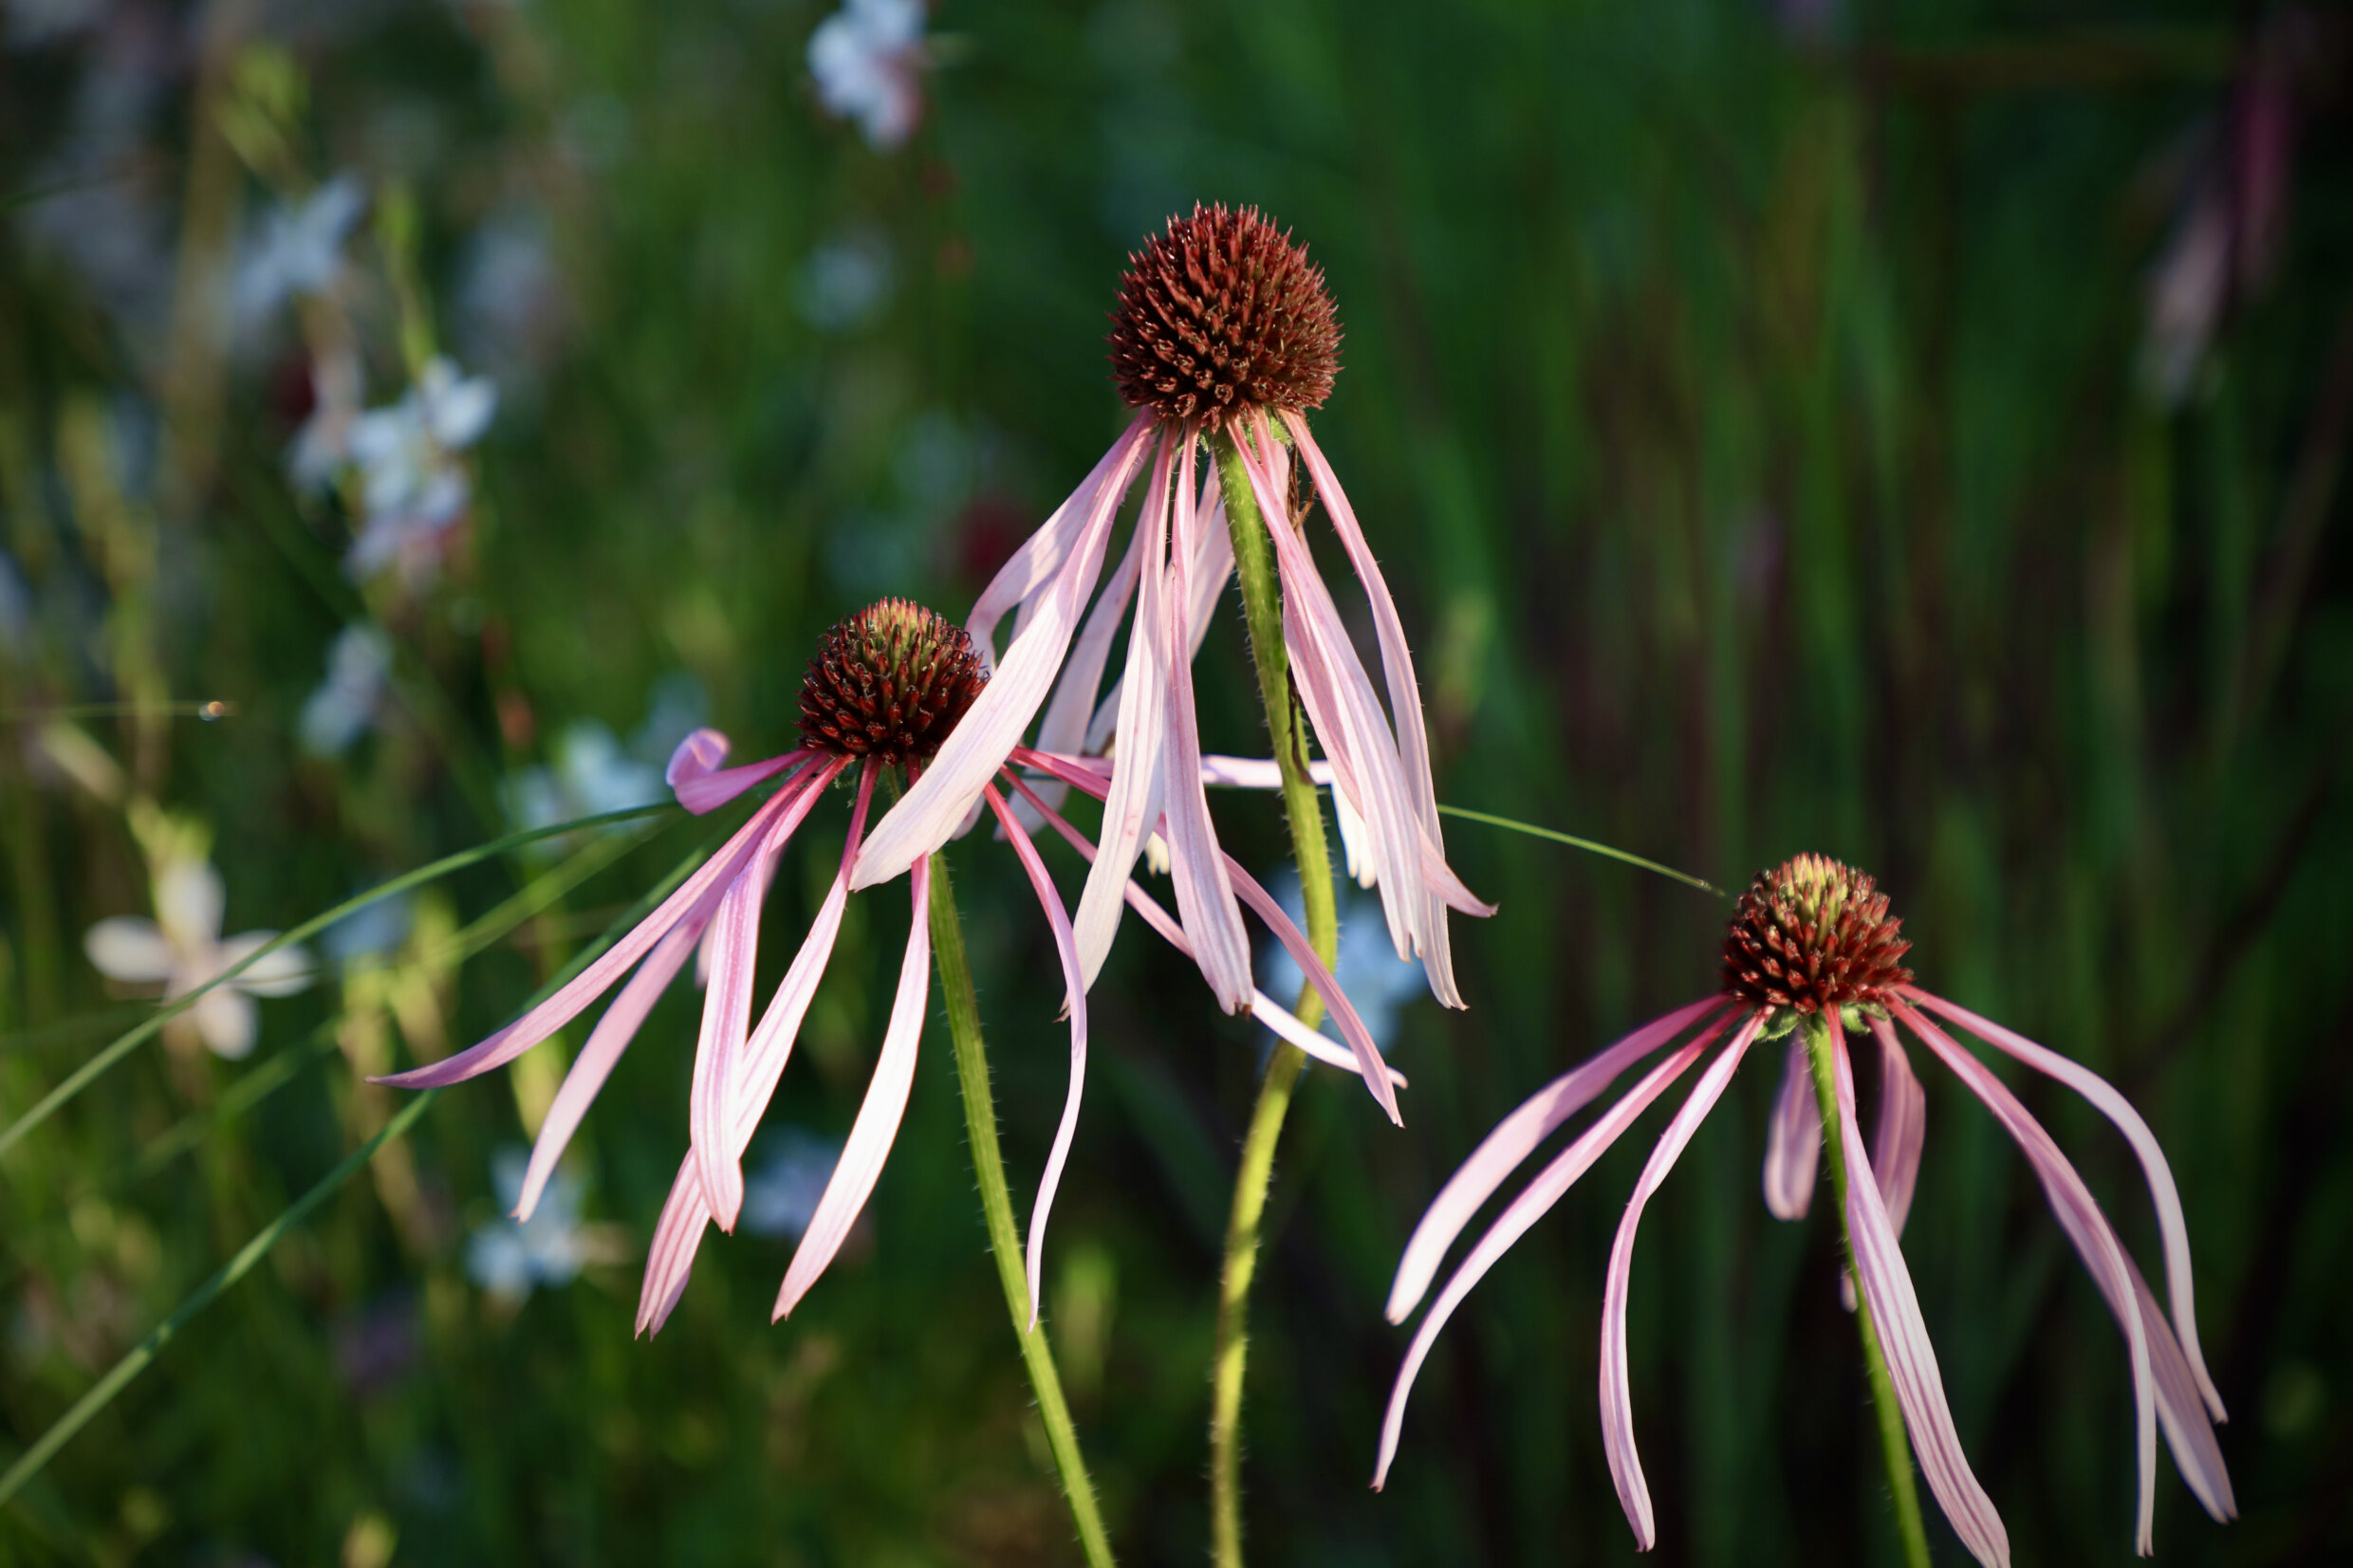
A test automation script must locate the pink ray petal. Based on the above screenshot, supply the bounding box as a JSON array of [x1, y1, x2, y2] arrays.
[[2124, 1249, 2239, 1522], [775, 856, 934, 1319], [1374, 1025, 1730, 1492], [1388, 997, 1728, 1322], [1014, 746, 1400, 1122], [516, 913, 709, 1221], [635, 1154, 711, 1337], [968, 412, 1155, 668], [665, 728, 732, 787], [1283, 409, 1474, 1006], [1021, 491, 1153, 827], [1002, 768, 1406, 1091], [1904, 987, 2224, 1423], [1763, 1036, 1822, 1221], [1868, 1015, 1927, 1237], [854, 421, 1155, 891], [1600, 1014, 1763, 1548], [1893, 1003, 2163, 1549], [675, 748, 813, 817], [1827, 1015, 2011, 1568], [983, 784, 1089, 1327], [1072, 430, 1176, 987], [1158, 432, 1252, 1014], [375, 780, 808, 1090], [726, 760, 868, 1153]]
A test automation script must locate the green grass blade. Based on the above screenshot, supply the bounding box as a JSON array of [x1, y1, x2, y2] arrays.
[[1436, 803, 1724, 897]]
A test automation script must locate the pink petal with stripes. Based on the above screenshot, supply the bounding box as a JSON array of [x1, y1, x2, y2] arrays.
[[1904, 987, 2224, 1423], [1894, 1003, 2163, 1549], [1072, 431, 1176, 987], [635, 1156, 711, 1337], [853, 420, 1154, 890], [1374, 1024, 1731, 1491], [1828, 1015, 2010, 1567], [968, 411, 1154, 667], [1388, 997, 1726, 1321], [1600, 1014, 1761, 1548], [1763, 1036, 1822, 1221], [1868, 1015, 1928, 1236], [676, 749, 812, 816], [775, 857, 934, 1319]]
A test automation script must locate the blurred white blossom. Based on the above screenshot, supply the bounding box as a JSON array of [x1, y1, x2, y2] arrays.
[[235, 172, 365, 325], [84, 853, 312, 1060], [299, 621, 393, 757], [741, 1129, 844, 1241], [807, 0, 925, 150], [342, 356, 497, 581], [466, 1148, 586, 1302], [1255, 872, 1426, 1054]]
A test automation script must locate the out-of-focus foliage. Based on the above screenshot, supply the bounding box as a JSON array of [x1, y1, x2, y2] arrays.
[[2, 0, 2347, 1563]]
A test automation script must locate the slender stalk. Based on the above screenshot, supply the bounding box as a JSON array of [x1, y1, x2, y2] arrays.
[[927, 851, 1117, 1568], [1800, 1014, 1933, 1568], [1207, 427, 1341, 1568]]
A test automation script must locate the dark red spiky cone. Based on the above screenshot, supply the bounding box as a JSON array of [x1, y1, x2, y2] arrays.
[[1722, 854, 1915, 1014], [1108, 203, 1343, 425], [797, 599, 987, 766]]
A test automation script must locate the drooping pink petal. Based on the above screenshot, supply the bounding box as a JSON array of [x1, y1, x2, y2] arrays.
[[1904, 987, 2224, 1423], [968, 412, 1155, 669], [1014, 746, 1400, 1122], [726, 760, 870, 1154], [1894, 1002, 2163, 1549], [983, 784, 1088, 1328], [1373, 1025, 1730, 1491], [1762, 1036, 1822, 1221], [1002, 767, 1406, 1091], [2125, 1249, 2239, 1522], [1283, 409, 1474, 1006], [517, 913, 708, 1221], [1072, 430, 1176, 987], [676, 748, 813, 817], [689, 839, 770, 1233], [1600, 1014, 1762, 1548], [853, 420, 1155, 891], [665, 727, 732, 788], [1868, 1015, 1927, 1236], [375, 779, 810, 1090], [1828, 1015, 2010, 1568], [635, 1155, 711, 1337], [1388, 997, 1727, 1321], [1021, 494, 1153, 825], [775, 855, 934, 1319], [1158, 432, 1252, 1014]]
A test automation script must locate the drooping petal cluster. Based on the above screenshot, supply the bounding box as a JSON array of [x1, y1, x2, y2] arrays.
[[1377, 856, 2233, 1563], [850, 205, 1490, 1079]]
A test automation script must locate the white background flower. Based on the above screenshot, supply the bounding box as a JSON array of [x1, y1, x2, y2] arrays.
[[807, 0, 925, 149], [84, 857, 312, 1059]]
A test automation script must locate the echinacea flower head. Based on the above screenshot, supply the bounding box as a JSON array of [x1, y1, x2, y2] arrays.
[[377, 598, 1399, 1336], [850, 205, 1491, 1065], [84, 846, 313, 1060], [1376, 854, 2233, 1566]]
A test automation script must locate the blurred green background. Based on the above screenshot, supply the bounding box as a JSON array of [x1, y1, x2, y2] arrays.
[[2, 0, 2347, 1562]]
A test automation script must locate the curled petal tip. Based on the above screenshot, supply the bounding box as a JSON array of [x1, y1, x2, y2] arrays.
[[665, 727, 732, 786]]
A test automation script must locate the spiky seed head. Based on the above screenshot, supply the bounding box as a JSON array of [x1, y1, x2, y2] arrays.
[[797, 599, 987, 766], [1107, 203, 1342, 425], [1722, 854, 1914, 1014]]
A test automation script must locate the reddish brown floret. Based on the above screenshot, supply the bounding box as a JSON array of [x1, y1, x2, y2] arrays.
[[1108, 203, 1342, 425], [797, 599, 986, 766], [1722, 853, 1914, 1014]]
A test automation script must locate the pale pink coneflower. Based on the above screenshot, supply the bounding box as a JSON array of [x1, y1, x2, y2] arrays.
[[378, 600, 1397, 1333], [1375, 854, 2233, 1565], [849, 206, 1491, 1111]]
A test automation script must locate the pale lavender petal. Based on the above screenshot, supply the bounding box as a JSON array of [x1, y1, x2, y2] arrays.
[[676, 748, 811, 816], [727, 759, 868, 1153], [1071, 431, 1176, 987], [1868, 1015, 1927, 1237], [1894, 1003, 2160, 1548], [1829, 1016, 2010, 1567], [1029, 492, 1150, 780], [1002, 768, 1406, 1092], [1158, 432, 1252, 1013], [1179, 464, 1233, 660], [665, 728, 732, 788], [1388, 996, 1728, 1321], [984, 784, 1088, 1328], [853, 420, 1154, 889], [1905, 987, 2224, 1423], [1600, 1015, 1762, 1548], [517, 915, 706, 1220], [1762, 1037, 1822, 1222], [2127, 1250, 2238, 1521], [375, 783, 801, 1089], [968, 412, 1155, 667], [635, 1155, 710, 1337], [774, 856, 933, 1319], [689, 844, 769, 1234], [1374, 1026, 1730, 1491]]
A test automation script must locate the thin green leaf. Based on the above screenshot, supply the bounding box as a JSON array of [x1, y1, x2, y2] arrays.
[[1436, 803, 1724, 897]]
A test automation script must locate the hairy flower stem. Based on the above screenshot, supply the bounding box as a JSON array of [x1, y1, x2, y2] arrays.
[[1801, 1014, 1933, 1568], [1208, 428, 1341, 1568], [928, 852, 1118, 1568]]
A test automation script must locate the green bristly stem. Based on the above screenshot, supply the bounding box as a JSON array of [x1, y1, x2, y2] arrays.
[[1207, 426, 1340, 1568], [927, 851, 1117, 1568], [1800, 1013, 1933, 1568]]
